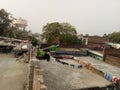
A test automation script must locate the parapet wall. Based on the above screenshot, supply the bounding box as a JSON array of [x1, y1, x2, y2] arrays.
[[27, 61, 47, 90]]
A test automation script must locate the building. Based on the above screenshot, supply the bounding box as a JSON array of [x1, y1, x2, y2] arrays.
[[106, 42, 120, 49], [78, 35, 109, 49], [12, 17, 27, 30]]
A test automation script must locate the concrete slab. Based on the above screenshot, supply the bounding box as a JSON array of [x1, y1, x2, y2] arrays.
[[78, 56, 120, 78], [0, 54, 28, 90], [38, 58, 112, 90]]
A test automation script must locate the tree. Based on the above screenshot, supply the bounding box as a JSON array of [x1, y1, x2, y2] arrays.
[[42, 22, 62, 43], [59, 23, 77, 45], [15, 30, 29, 40], [0, 8, 13, 36], [42, 22, 78, 45], [31, 36, 39, 46], [0, 8, 29, 39], [85, 34, 89, 36], [108, 32, 120, 43], [103, 33, 107, 37]]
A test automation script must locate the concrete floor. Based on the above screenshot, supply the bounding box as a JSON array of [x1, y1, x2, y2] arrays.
[[78, 56, 120, 78], [0, 53, 28, 90], [38, 57, 111, 90]]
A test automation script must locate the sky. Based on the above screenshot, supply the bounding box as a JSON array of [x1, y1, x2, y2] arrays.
[[0, 0, 120, 36]]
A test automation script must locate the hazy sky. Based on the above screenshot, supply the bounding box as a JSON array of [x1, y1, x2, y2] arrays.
[[0, 0, 120, 36]]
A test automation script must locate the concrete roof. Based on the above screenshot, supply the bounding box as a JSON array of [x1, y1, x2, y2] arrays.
[[38, 57, 112, 89], [88, 50, 103, 57], [78, 56, 120, 79]]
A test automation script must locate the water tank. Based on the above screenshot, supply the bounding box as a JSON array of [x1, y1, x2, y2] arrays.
[[12, 17, 27, 27]]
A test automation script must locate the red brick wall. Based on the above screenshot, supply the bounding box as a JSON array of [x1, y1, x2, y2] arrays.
[[88, 36, 109, 43], [106, 55, 120, 68], [85, 36, 109, 49]]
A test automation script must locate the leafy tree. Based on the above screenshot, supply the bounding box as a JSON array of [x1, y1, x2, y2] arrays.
[[59, 23, 77, 45], [31, 36, 39, 46], [15, 30, 29, 40], [85, 34, 89, 36], [108, 32, 120, 43], [0, 8, 13, 36], [103, 33, 107, 37], [42, 22, 62, 43], [0, 8, 29, 40], [42, 22, 79, 45]]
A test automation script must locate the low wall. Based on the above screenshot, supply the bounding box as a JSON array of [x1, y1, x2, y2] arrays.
[[106, 55, 120, 68], [27, 61, 47, 90], [33, 66, 47, 90]]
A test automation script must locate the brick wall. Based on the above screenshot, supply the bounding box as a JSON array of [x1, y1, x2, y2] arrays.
[[106, 55, 120, 68]]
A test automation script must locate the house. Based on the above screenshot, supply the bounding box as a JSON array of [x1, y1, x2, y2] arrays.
[[78, 35, 109, 49]]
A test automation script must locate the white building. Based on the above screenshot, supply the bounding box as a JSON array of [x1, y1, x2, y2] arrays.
[[106, 42, 120, 49]]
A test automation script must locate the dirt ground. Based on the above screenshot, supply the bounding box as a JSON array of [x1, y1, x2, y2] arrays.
[[0, 53, 28, 90]]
